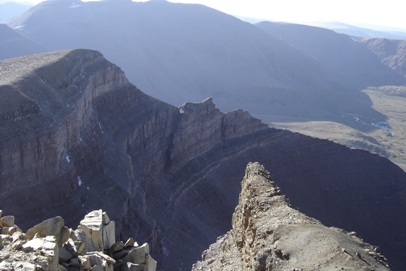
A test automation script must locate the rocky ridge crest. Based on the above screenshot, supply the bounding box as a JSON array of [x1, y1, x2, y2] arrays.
[[0, 209, 156, 271], [192, 162, 390, 271]]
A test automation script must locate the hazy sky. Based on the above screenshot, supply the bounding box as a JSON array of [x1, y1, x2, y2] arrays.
[[14, 0, 406, 30]]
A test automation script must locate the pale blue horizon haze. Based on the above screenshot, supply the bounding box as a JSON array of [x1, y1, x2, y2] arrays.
[[4, 0, 406, 31]]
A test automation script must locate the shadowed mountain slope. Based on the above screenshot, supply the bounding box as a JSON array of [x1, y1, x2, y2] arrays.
[[256, 21, 405, 88], [361, 38, 406, 77], [0, 23, 45, 60], [7, 0, 404, 126], [1, 50, 406, 270]]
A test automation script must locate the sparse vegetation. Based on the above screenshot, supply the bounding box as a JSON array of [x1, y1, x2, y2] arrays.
[[271, 85, 406, 171]]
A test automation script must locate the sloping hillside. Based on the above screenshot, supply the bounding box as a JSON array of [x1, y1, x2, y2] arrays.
[[256, 21, 404, 88], [0, 23, 45, 60]]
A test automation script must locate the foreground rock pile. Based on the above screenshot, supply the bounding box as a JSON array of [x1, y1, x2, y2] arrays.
[[192, 162, 390, 271], [0, 209, 156, 271]]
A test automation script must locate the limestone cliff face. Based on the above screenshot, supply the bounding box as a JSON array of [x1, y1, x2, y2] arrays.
[[192, 162, 389, 271], [0, 50, 128, 189], [0, 50, 135, 227], [1, 50, 406, 271], [170, 98, 267, 173]]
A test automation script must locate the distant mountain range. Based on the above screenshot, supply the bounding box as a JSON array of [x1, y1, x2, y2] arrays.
[[235, 17, 406, 40], [304, 21, 406, 40], [7, 0, 335, 118], [256, 21, 403, 88], [0, 1, 32, 22], [6, 0, 406, 129]]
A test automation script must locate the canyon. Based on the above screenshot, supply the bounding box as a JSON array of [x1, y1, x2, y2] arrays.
[[1, 50, 406, 270]]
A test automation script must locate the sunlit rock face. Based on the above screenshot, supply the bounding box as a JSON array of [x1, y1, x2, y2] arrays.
[[0, 50, 406, 270]]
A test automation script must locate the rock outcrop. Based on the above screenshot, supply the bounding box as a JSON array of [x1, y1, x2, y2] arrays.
[[0, 209, 156, 271], [193, 162, 390, 271], [1, 50, 406, 270]]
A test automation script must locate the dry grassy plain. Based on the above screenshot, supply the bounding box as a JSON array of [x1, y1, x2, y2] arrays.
[[271, 86, 406, 171]]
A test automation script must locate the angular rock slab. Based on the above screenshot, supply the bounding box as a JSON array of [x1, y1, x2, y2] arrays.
[[0, 215, 15, 227], [78, 210, 115, 251], [123, 243, 149, 264], [26, 216, 64, 240]]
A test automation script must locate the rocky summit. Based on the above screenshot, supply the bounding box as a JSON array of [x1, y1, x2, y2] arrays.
[[0, 209, 156, 271], [192, 162, 390, 271]]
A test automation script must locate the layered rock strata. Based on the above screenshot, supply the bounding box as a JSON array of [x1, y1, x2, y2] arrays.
[[192, 162, 390, 271], [0, 209, 157, 271], [1, 50, 406, 270]]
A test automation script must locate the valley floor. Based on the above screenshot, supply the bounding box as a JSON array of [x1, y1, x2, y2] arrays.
[[270, 85, 406, 171]]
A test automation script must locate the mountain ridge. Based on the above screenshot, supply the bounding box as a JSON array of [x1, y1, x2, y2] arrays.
[[192, 162, 390, 271]]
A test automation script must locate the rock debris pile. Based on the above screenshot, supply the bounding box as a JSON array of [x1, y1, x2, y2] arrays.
[[0, 209, 156, 271]]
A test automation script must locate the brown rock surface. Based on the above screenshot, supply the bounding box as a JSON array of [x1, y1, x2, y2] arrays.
[[192, 162, 390, 271], [361, 38, 406, 77], [0, 50, 406, 270]]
